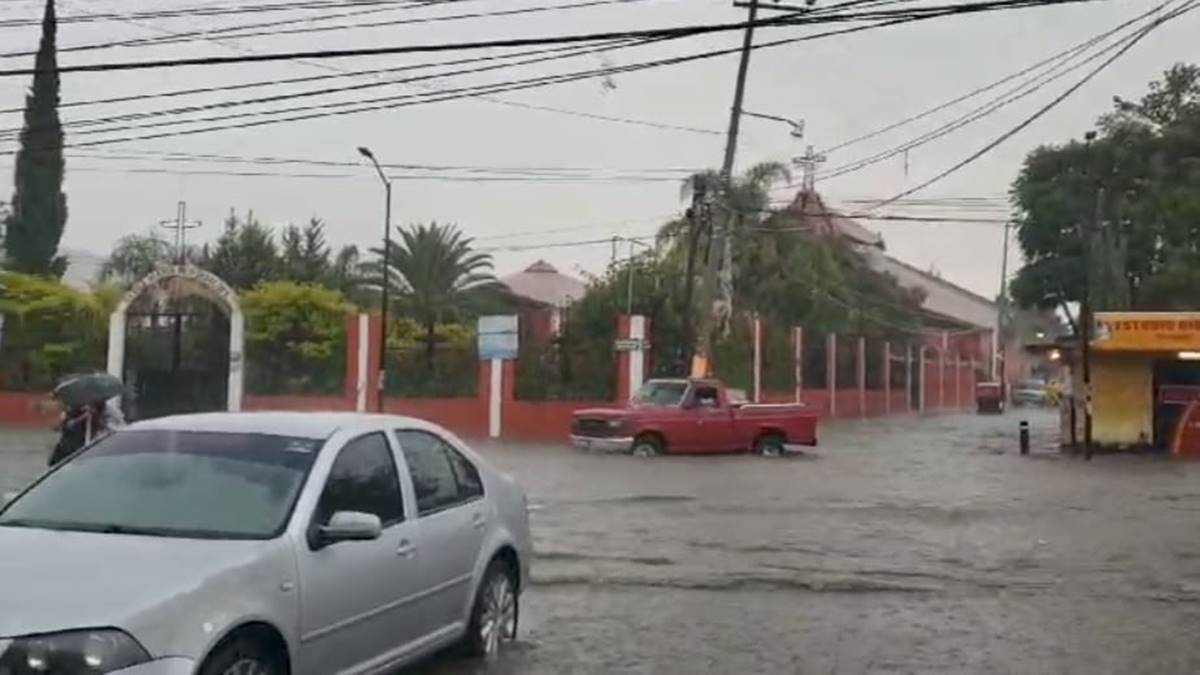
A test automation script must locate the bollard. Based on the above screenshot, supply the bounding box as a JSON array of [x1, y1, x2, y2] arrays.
[[1019, 420, 1030, 455]]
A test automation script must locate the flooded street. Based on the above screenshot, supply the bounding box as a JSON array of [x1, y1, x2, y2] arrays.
[[5, 411, 1200, 673]]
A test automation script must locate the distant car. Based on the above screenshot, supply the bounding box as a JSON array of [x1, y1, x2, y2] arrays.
[[570, 378, 819, 456], [0, 412, 532, 675], [1012, 379, 1049, 407]]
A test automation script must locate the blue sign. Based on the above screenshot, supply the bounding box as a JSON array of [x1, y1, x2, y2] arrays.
[[478, 315, 519, 360]]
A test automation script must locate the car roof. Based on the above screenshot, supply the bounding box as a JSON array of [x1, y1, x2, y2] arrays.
[[127, 411, 439, 440]]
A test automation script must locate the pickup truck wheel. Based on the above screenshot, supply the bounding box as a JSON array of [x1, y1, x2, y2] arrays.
[[754, 434, 785, 457], [631, 436, 662, 457]]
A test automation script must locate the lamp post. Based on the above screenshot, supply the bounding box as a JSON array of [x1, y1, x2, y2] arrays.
[[358, 146, 392, 412]]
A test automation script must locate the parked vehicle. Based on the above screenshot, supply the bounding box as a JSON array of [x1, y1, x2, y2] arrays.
[[1012, 378, 1050, 407], [0, 412, 532, 675], [976, 381, 1005, 414], [570, 378, 819, 456]]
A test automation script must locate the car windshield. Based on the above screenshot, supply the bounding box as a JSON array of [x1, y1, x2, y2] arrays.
[[0, 429, 321, 539], [1020, 380, 1047, 390], [633, 381, 689, 406]]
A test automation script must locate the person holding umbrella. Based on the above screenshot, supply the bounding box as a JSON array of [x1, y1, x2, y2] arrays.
[[48, 373, 126, 467]]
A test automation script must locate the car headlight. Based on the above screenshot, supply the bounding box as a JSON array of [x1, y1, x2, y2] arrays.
[[0, 629, 151, 674], [607, 418, 626, 429]]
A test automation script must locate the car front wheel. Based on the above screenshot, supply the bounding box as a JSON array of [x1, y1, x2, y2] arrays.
[[199, 635, 283, 675], [464, 558, 519, 659]]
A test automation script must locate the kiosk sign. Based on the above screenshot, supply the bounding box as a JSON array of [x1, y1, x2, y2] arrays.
[[1093, 312, 1200, 351]]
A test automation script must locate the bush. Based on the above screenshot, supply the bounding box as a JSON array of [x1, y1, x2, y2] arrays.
[[242, 281, 350, 395], [0, 272, 106, 390], [385, 318, 478, 398]]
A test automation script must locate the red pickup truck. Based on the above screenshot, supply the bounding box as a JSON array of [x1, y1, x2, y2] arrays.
[[570, 378, 819, 456]]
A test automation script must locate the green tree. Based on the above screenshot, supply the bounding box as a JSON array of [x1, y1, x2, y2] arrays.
[[100, 232, 172, 285], [4, 0, 67, 277], [198, 210, 279, 289], [372, 222, 498, 371], [1012, 63, 1200, 316], [241, 281, 350, 394], [0, 271, 104, 389], [279, 218, 331, 283]]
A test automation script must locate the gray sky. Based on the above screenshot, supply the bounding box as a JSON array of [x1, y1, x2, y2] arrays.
[[0, 0, 1196, 296]]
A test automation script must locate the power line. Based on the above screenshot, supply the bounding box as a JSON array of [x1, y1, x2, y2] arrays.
[[1, 0, 649, 60], [67, 148, 701, 175], [0, 38, 653, 137], [863, 0, 1198, 210], [0, 0, 475, 28], [2, 18, 898, 151], [1, 0, 1093, 153], [817, 1, 1176, 181], [818, 0, 1172, 155], [0, 0, 1099, 77]]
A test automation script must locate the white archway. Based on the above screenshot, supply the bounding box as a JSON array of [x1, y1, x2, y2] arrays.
[[106, 264, 245, 412]]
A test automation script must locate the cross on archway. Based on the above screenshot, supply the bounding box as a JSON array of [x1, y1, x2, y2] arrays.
[[159, 201, 202, 264]]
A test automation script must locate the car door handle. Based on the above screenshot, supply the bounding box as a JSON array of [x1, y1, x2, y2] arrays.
[[396, 539, 417, 558], [471, 513, 487, 530]]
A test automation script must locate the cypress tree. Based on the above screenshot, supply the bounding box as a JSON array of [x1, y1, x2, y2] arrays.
[[4, 0, 67, 277]]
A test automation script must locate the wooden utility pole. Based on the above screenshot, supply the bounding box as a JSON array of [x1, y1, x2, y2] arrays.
[[691, 0, 759, 377], [1082, 131, 1099, 460]]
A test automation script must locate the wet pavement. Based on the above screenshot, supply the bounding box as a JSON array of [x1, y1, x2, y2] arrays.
[[6, 411, 1200, 673]]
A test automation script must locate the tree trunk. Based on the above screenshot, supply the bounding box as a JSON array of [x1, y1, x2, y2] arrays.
[[424, 322, 437, 374]]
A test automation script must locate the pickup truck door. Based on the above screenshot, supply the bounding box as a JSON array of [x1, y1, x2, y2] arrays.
[[689, 384, 737, 453]]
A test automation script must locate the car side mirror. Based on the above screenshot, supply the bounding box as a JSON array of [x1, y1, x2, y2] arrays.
[[314, 511, 382, 549]]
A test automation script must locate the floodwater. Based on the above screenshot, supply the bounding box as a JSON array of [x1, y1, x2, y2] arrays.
[[5, 411, 1200, 673]]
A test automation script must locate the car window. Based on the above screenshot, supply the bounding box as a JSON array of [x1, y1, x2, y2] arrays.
[[693, 386, 721, 408], [0, 430, 319, 539], [446, 444, 484, 501], [314, 433, 404, 527], [396, 429, 483, 515]]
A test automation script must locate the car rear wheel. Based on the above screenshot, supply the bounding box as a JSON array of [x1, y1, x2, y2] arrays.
[[199, 635, 283, 675], [754, 434, 785, 457], [630, 435, 662, 457], [464, 558, 519, 659]]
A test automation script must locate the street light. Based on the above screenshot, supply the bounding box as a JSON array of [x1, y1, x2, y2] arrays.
[[741, 110, 805, 139], [358, 146, 392, 412]]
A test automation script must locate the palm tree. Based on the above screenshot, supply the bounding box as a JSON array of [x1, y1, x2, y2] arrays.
[[659, 161, 792, 245], [372, 222, 498, 370]]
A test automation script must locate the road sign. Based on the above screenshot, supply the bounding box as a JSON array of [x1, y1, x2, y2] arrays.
[[478, 315, 519, 360], [614, 338, 646, 352]]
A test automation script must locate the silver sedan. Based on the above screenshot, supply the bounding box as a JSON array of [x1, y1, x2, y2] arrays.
[[0, 412, 532, 675]]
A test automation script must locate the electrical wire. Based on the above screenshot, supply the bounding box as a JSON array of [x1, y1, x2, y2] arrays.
[[1, 0, 1091, 153], [0, 0, 650, 60], [818, 0, 1173, 155], [0, 0, 476, 28], [817, 0, 1177, 181], [0, 0, 1099, 77], [863, 0, 1199, 211]]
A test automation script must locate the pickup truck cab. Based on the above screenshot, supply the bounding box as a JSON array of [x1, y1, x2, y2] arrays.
[[570, 378, 819, 456]]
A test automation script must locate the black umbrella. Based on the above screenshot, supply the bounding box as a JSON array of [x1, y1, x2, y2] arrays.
[[53, 373, 126, 408]]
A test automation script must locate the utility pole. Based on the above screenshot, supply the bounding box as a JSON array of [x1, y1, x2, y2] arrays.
[[1081, 131, 1099, 461], [680, 184, 708, 373], [692, 0, 760, 377], [995, 221, 1011, 387]]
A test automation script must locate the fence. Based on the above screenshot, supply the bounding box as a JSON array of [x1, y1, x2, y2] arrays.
[[1, 310, 991, 438]]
